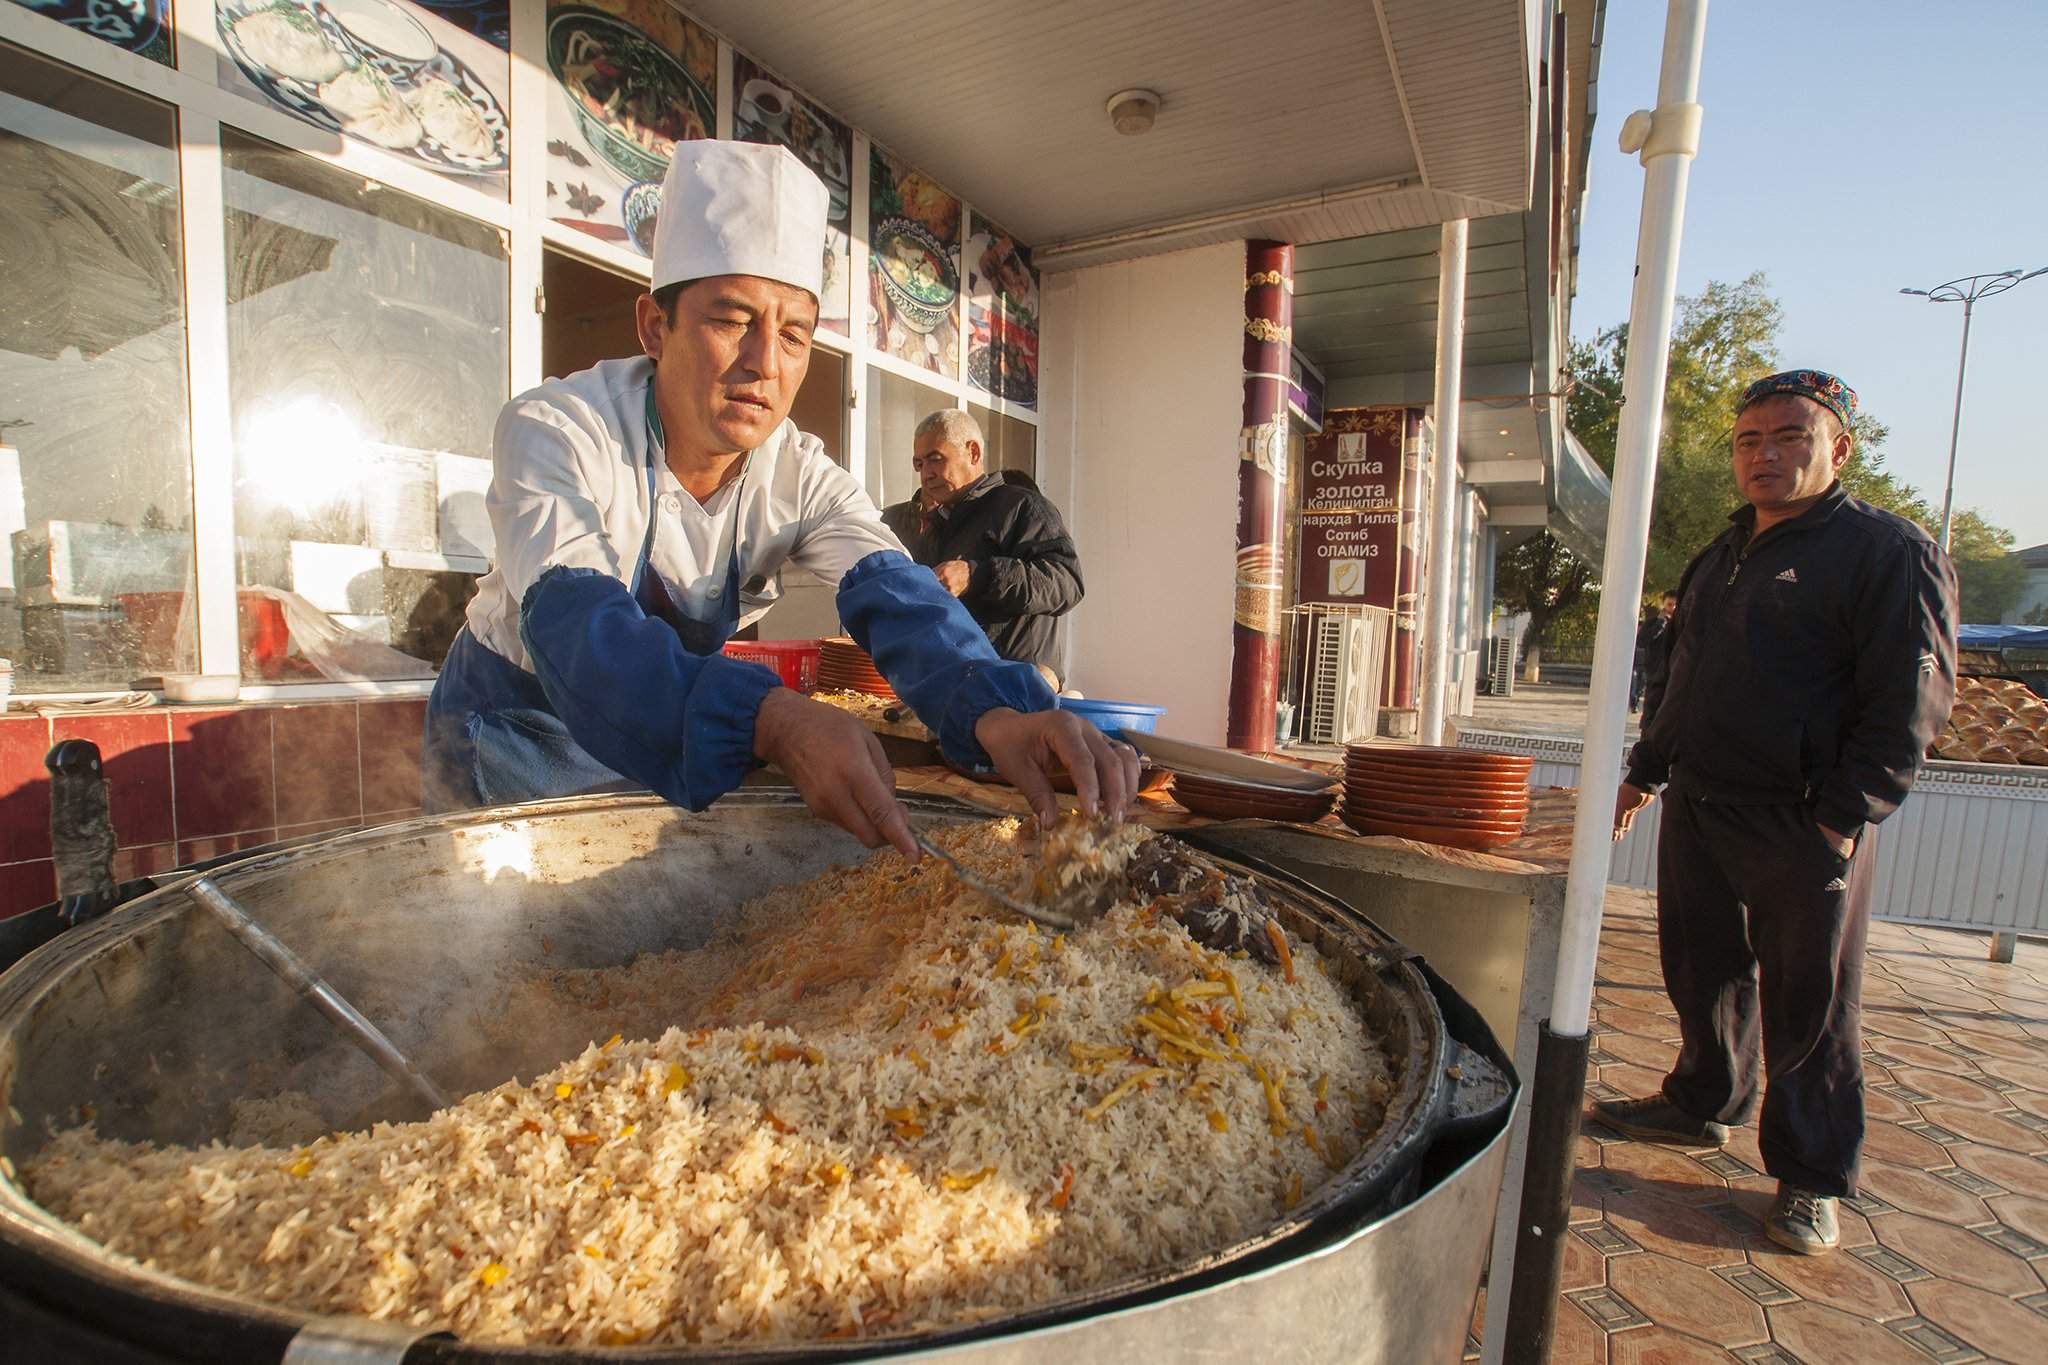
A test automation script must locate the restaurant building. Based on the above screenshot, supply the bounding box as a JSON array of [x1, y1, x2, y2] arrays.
[[0, 0, 1607, 902]]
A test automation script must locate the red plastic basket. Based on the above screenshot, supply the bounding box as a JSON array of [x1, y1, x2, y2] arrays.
[[722, 638, 822, 692]]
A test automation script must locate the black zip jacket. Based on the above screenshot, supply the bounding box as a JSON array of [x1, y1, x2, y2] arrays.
[[1627, 481, 1957, 839], [881, 475, 1083, 673]]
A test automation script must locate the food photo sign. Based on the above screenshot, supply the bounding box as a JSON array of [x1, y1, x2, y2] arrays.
[[965, 218, 1038, 408], [731, 52, 851, 337], [213, 0, 510, 193], [868, 145, 961, 378], [544, 0, 715, 254], [13, 0, 174, 63]]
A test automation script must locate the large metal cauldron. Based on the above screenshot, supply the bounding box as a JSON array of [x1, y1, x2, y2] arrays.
[[0, 792, 1514, 1364]]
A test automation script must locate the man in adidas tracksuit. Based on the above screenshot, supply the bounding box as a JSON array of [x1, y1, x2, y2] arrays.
[[1600, 370, 1958, 1255]]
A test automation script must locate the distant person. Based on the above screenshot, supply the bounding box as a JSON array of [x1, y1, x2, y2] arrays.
[[1630, 591, 1678, 715], [882, 409, 1082, 683], [1601, 370, 1957, 1256]]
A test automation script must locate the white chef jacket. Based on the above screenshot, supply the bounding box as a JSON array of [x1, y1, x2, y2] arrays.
[[465, 356, 902, 670]]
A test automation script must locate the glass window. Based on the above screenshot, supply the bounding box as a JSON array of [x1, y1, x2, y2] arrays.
[[541, 246, 643, 380], [222, 130, 508, 680], [0, 45, 193, 691], [863, 365, 951, 514], [789, 345, 846, 468], [967, 401, 1036, 484]]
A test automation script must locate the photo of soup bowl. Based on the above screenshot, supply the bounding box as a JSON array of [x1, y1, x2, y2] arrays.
[[872, 216, 958, 335], [319, 0, 437, 79]]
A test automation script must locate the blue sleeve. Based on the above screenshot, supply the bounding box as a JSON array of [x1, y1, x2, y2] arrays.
[[837, 550, 1057, 769], [518, 566, 782, 811]]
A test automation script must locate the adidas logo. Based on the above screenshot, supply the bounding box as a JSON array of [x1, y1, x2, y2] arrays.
[[1775, 568, 1799, 583], [1824, 876, 1848, 891]]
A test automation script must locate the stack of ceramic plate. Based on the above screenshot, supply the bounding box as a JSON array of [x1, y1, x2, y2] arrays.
[[1341, 744, 1534, 849], [1120, 732, 1340, 822], [1168, 772, 1337, 822], [817, 637, 896, 700]]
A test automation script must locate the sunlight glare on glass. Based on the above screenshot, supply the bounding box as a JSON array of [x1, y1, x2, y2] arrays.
[[239, 397, 365, 513]]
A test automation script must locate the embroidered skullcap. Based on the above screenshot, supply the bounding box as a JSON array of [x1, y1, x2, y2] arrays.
[[1738, 369, 1857, 430]]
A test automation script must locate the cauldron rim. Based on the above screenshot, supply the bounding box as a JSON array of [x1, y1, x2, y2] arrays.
[[0, 791, 1463, 1360]]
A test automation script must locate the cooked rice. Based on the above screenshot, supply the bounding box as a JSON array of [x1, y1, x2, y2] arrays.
[[23, 819, 1389, 1346]]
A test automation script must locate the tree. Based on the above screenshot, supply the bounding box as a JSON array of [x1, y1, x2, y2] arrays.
[[1946, 513, 2025, 624], [1571, 274, 2026, 617], [1494, 532, 1592, 681], [1569, 275, 1782, 592]]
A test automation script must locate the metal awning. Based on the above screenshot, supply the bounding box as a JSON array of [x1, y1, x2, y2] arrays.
[[681, 0, 1533, 269]]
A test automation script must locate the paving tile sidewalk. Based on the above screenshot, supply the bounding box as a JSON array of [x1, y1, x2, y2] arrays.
[[1470, 886, 2048, 1365]]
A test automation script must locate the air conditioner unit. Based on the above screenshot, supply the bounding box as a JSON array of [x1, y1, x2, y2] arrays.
[[1332, 614, 1385, 744], [1486, 634, 1518, 698], [1304, 612, 1347, 745]]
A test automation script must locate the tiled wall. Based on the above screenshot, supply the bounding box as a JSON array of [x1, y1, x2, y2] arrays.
[[0, 698, 427, 918]]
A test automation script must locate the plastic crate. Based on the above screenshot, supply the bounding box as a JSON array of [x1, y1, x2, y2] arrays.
[[722, 638, 822, 692]]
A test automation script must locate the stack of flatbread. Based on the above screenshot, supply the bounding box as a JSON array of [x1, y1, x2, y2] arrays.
[[1930, 677, 2048, 765]]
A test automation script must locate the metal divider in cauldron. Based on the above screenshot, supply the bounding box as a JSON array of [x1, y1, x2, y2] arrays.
[[0, 791, 1517, 1364], [183, 877, 451, 1116]]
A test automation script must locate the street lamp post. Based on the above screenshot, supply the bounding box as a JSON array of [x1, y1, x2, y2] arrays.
[[1899, 267, 2048, 552]]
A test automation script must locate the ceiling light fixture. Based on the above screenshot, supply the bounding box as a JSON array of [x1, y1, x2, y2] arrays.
[[1106, 88, 1162, 136]]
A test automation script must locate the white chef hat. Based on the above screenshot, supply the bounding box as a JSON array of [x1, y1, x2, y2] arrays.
[[650, 141, 828, 300]]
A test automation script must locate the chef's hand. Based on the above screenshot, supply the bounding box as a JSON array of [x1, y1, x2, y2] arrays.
[[1613, 782, 1654, 841], [753, 688, 919, 860], [976, 708, 1142, 826], [932, 560, 973, 597]]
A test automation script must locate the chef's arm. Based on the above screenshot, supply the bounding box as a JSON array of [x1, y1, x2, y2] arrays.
[[519, 570, 780, 810], [836, 550, 1055, 768]]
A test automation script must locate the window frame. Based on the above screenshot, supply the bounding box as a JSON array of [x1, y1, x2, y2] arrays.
[[0, 0, 1039, 700]]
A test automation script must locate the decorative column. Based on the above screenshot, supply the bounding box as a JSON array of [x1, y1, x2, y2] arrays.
[[1226, 241, 1293, 751]]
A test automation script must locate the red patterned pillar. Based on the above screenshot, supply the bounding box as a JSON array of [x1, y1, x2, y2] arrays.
[[1227, 242, 1292, 751], [1387, 410, 1427, 722]]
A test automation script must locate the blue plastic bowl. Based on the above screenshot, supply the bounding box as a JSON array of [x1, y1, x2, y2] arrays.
[[1056, 696, 1166, 739]]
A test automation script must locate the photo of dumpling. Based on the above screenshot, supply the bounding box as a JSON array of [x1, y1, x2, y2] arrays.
[[407, 76, 497, 162], [317, 65, 424, 151], [233, 3, 348, 84]]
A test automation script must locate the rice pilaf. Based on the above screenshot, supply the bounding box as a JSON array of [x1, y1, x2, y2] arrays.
[[24, 818, 1391, 1346]]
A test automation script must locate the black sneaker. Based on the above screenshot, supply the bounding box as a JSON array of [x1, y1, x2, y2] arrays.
[[1765, 1184, 1839, 1255], [1591, 1095, 1731, 1147]]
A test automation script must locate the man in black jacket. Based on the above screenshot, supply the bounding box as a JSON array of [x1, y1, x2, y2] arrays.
[[1630, 591, 1677, 715], [1598, 370, 1957, 1257], [882, 410, 1083, 681]]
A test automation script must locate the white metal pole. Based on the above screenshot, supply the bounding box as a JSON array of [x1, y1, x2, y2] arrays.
[[1550, 0, 1710, 1035], [1419, 218, 1470, 746], [1937, 298, 1973, 554]]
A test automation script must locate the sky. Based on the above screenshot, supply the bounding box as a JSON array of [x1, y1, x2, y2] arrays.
[[1571, 0, 2048, 551]]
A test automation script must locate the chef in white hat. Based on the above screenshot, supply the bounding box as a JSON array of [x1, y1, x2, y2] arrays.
[[424, 141, 1136, 853]]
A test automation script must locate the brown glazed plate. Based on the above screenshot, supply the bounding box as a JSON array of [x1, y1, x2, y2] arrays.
[[1345, 746, 1534, 774], [1342, 794, 1526, 825], [1343, 770, 1532, 799], [1339, 813, 1522, 850], [1344, 764, 1531, 795]]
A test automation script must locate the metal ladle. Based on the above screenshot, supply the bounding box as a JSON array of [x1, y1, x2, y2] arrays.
[[185, 876, 451, 1114], [913, 832, 1075, 932]]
